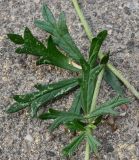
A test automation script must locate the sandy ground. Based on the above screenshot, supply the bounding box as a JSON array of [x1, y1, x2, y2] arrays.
[[0, 0, 139, 159]]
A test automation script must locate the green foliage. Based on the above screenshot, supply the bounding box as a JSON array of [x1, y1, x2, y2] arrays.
[[80, 65, 104, 113], [7, 34, 24, 44], [6, 78, 79, 117], [89, 30, 107, 66], [48, 112, 83, 132], [35, 4, 86, 65], [8, 28, 79, 72], [87, 96, 129, 119], [6, 3, 130, 159], [62, 132, 85, 156], [100, 53, 109, 64], [86, 130, 100, 154], [104, 67, 124, 95], [69, 90, 82, 114]]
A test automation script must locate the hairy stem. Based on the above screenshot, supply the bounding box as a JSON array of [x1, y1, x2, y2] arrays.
[[71, 0, 93, 41], [72, 0, 139, 100], [85, 141, 90, 160], [90, 69, 105, 112]]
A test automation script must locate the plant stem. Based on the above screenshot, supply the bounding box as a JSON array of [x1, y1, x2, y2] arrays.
[[71, 0, 139, 100], [90, 69, 105, 112], [71, 0, 93, 41], [85, 141, 90, 160]]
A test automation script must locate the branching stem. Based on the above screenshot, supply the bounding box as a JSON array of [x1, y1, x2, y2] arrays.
[[71, 0, 139, 100]]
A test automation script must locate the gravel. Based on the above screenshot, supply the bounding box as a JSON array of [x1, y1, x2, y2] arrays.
[[0, 0, 139, 159]]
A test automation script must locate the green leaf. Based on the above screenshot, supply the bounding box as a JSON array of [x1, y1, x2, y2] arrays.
[[13, 28, 79, 72], [80, 64, 104, 113], [104, 67, 124, 95], [86, 131, 100, 154], [62, 132, 85, 156], [16, 27, 47, 57], [49, 112, 83, 132], [37, 36, 80, 72], [57, 12, 68, 34], [93, 116, 103, 126], [89, 30, 108, 66], [89, 37, 97, 58], [69, 90, 82, 114], [13, 92, 38, 103], [6, 102, 29, 113], [34, 77, 79, 91], [87, 65, 104, 110], [35, 4, 86, 64], [7, 34, 24, 44], [100, 53, 109, 64], [79, 61, 90, 113], [7, 78, 79, 116], [31, 79, 79, 117], [66, 120, 86, 132], [39, 108, 63, 120], [42, 3, 56, 24], [87, 96, 129, 118]]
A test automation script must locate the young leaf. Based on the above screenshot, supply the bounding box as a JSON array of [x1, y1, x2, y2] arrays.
[[89, 30, 108, 67], [62, 132, 85, 156], [87, 97, 129, 118], [35, 4, 86, 64], [104, 67, 124, 95], [7, 34, 24, 44], [69, 90, 82, 114]]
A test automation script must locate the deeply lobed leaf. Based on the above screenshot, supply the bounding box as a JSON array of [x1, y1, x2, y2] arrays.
[[6, 78, 79, 117], [87, 96, 129, 118], [8, 28, 80, 72], [35, 4, 86, 65]]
